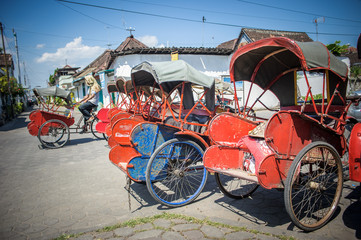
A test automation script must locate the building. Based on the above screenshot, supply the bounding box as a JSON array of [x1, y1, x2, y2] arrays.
[[73, 28, 314, 109], [55, 65, 80, 90]]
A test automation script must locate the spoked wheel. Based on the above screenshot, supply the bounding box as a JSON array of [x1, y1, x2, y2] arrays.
[[146, 138, 208, 207], [38, 119, 70, 149], [284, 141, 343, 231], [215, 173, 258, 199], [90, 117, 106, 140], [341, 122, 355, 181]]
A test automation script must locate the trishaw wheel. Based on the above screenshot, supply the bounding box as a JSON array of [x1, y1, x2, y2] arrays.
[[341, 122, 355, 181], [215, 173, 258, 199], [146, 138, 207, 207], [38, 119, 70, 149], [284, 141, 343, 231], [90, 117, 107, 140]]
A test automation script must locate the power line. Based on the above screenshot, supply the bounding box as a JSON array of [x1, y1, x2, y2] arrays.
[[6, 28, 107, 42], [56, 0, 360, 38], [116, 0, 361, 28], [57, 1, 126, 30], [237, 0, 361, 24]]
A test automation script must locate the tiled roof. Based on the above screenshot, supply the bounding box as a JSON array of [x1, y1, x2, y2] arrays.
[[216, 28, 313, 51], [74, 50, 115, 79], [216, 39, 238, 50], [115, 35, 148, 52], [242, 28, 313, 43], [116, 47, 232, 56]]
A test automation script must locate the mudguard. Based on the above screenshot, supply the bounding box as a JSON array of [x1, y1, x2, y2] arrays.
[[349, 123, 361, 182]]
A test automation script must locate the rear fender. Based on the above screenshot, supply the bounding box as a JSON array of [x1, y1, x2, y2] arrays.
[[349, 123, 361, 182], [175, 130, 209, 150]]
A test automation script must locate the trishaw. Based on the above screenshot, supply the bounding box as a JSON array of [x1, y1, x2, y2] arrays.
[[203, 37, 361, 231], [94, 79, 123, 138], [106, 75, 164, 148], [103, 77, 136, 141], [27, 86, 105, 149], [109, 60, 219, 207]]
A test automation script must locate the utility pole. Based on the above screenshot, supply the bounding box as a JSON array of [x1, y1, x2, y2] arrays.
[[23, 61, 28, 87], [13, 29, 21, 85]]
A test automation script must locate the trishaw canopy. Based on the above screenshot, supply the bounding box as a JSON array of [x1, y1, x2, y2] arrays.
[[131, 60, 215, 93], [107, 80, 119, 93], [230, 37, 349, 107], [34, 86, 72, 102]]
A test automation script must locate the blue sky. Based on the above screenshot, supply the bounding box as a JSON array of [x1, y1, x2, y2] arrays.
[[1, 0, 360, 88]]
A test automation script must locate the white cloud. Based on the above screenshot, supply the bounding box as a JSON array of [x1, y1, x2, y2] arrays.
[[36, 37, 105, 65], [138, 35, 164, 48], [36, 44, 45, 49]]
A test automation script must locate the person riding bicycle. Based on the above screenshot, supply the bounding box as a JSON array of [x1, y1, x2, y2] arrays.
[[78, 75, 101, 133]]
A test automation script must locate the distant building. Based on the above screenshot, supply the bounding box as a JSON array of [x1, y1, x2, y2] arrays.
[[217, 28, 313, 51], [55, 65, 80, 90]]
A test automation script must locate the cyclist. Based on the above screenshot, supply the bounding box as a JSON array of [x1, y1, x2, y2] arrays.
[[77, 75, 101, 133]]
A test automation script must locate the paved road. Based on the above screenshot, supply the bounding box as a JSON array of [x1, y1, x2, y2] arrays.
[[0, 107, 360, 240]]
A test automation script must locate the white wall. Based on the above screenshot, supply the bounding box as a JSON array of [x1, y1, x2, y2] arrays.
[[111, 54, 230, 80]]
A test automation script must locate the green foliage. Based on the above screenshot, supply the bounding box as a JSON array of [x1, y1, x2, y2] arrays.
[[326, 41, 348, 56], [48, 68, 58, 86], [14, 102, 24, 114], [0, 68, 24, 96], [350, 65, 361, 78], [301, 93, 323, 101]]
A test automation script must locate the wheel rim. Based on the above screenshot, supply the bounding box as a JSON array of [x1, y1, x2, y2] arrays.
[[286, 143, 343, 230], [38, 120, 69, 149], [91, 117, 105, 140], [215, 173, 258, 199], [147, 140, 207, 206]]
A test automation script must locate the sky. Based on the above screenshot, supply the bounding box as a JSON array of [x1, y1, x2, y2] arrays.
[[1, 0, 360, 88]]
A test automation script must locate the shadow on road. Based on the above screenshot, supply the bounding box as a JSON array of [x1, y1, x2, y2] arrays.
[[0, 114, 30, 132], [343, 184, 361, 239]]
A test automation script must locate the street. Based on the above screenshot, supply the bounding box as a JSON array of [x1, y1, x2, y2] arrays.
[[0, 107, 360, 240]]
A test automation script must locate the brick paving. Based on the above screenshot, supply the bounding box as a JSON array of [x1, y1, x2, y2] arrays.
[[0, 107, 360, 240]]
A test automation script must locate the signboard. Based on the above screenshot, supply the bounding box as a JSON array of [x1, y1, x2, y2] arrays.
[[171, 51, 179, 61]]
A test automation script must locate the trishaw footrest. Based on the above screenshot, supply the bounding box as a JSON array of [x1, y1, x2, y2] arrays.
[[209, 168, 258, 183]]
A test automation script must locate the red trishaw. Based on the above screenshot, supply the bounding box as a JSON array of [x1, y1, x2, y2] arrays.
[[27, 86, 105, 148], [203, 37, 361, 231], [95, 78, 127, 138], [109, 60, 220, 207]]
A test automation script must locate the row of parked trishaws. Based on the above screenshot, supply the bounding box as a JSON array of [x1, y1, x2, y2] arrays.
[[27, 37, 361, 232]]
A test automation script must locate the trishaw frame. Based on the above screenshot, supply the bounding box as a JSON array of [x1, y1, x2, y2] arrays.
[[203, 37, 358, 231]]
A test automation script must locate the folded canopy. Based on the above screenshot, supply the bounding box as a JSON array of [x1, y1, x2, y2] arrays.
[[34, 86, 72, 101], [131, 60, 215, 93]]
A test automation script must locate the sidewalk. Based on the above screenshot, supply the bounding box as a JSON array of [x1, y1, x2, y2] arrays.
[[0, 107, 360, 240]]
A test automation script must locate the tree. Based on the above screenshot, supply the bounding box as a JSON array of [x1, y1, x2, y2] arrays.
[[349, 65, 361, 92], [48, 68, 58, 86], [326, 41, 348, 56]]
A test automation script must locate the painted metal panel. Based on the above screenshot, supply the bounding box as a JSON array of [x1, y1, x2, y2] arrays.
[[349, 123, 361, 182]]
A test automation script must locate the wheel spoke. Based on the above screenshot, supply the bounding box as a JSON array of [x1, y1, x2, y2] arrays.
[[285, 142, 343, 231], [146, 139, 207, 206]]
